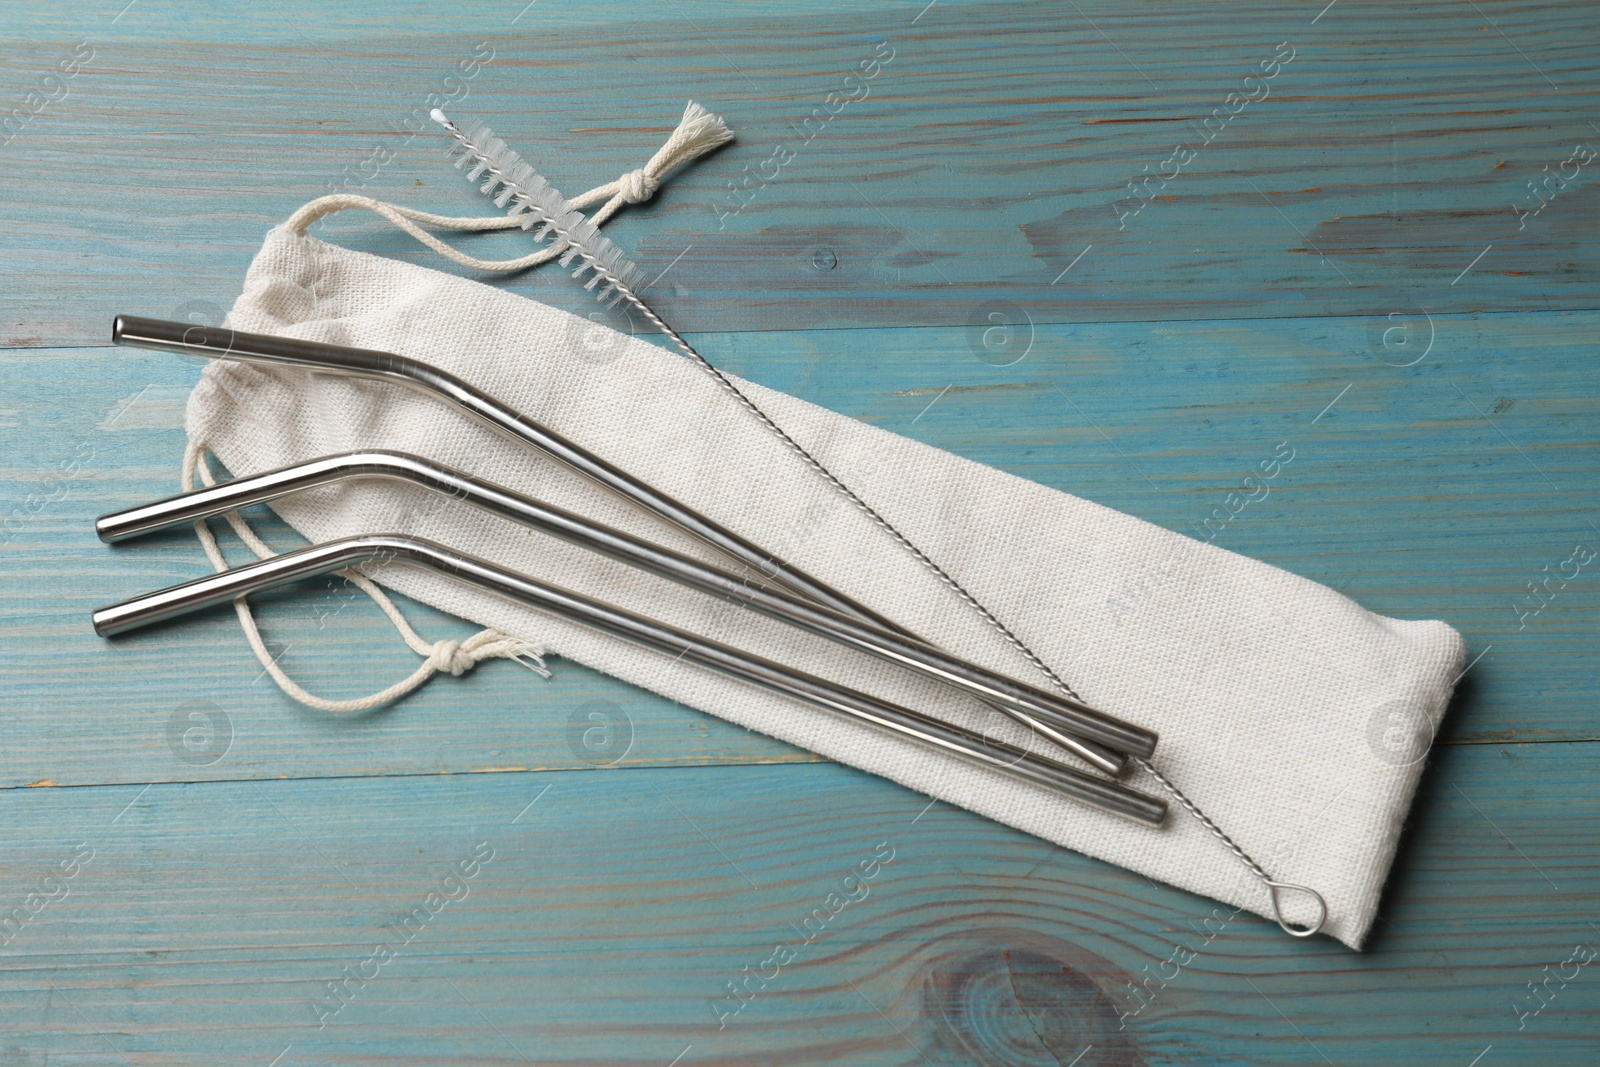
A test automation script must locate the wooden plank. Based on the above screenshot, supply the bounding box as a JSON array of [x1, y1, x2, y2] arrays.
[[2, 0, 1598, 344], [0, 739, 1593, 1065], [0, 306, 1592, 791]]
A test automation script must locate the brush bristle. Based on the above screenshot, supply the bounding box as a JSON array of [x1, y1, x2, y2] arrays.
[[439, 117, 647, 308]]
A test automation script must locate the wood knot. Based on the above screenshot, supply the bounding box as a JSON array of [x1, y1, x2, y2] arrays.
[[912, 927, 1143, 1067]]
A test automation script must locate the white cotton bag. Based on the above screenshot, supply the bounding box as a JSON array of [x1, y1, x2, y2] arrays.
[[185, 202, 1463, 951]]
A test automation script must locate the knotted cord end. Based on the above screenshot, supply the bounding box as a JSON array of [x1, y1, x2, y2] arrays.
[[629, 100, 735, 197], [616, 168, 661, 204], [426, 639, 479, 677], [427, 632, 553, 679]]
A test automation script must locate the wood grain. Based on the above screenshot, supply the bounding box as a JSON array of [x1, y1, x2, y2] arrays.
[[1, 0, 1595, 1061], [0, 743, 1593, 1066], [1, 1, 1597, 344]]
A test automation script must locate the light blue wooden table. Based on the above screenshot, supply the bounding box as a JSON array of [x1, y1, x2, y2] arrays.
[[2, 1, 1596, 1063]]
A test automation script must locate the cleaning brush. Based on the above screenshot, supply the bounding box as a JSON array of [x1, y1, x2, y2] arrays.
[[428, 108, 1328, 937]]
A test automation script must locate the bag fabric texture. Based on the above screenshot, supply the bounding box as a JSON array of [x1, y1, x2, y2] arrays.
[[187, 223, 1465, 948]]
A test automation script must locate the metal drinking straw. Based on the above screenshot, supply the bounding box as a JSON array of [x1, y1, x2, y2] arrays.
[[94, 450, 1155, 764], [90, 534, 1168, 826]]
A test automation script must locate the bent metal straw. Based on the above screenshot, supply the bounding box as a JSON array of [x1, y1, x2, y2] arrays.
[[91, 533, 1168, 826], [96, 449, 1144, 771]]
